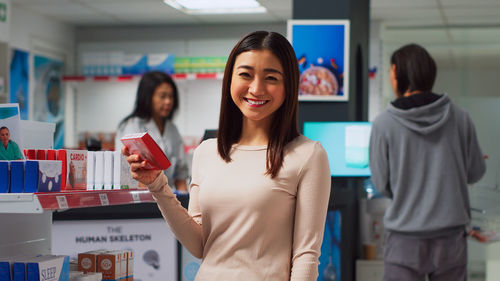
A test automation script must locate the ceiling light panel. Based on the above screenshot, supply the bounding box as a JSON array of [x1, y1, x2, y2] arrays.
[[164, 0, 266, 14]]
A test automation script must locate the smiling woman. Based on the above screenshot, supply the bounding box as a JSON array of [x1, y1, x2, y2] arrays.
[[229, 49, 285, 141], [122, 31, 331, 281]]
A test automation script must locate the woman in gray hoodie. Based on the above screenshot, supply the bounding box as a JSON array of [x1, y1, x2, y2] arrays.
[[369, 43, 486, 281]]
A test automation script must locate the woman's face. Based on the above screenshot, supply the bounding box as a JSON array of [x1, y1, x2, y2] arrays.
[[151, 82, 175, 119], [230, 49, 285, 126]]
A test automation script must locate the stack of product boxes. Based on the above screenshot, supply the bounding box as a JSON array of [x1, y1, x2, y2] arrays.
[[0, 250, 133, 281], [80, 51, 175, 76], [87, 151, 138, 191], [0, 255, 70, 281], [78, 250, 133, 281], [0, 149, 139, 194], [0, 149, 87, 194], [173, 56, 227, 74]]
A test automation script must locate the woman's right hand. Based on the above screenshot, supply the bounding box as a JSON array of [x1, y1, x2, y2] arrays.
[[122, 146, 162, 186]]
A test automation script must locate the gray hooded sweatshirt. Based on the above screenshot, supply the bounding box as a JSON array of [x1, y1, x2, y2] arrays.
[[369, 93, 486, 236]]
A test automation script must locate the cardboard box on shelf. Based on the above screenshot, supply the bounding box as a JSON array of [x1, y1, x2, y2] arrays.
[[56, 150, 87, 191]]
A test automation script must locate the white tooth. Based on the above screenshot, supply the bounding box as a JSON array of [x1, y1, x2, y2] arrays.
[[247, 99, 266, 105]]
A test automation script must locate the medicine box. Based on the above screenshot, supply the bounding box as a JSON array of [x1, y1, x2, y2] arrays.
[[78, 251, 104, 274], [24, 160, 62, 193], [9, 161, 24, 193], [97, 252, 121, 281], [0, 161, 8, 193], [26, 255, 69, 281], [57, 150, 87, 190]]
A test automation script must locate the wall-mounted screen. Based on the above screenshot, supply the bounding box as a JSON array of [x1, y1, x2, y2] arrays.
[[303, 122, 372, 177]]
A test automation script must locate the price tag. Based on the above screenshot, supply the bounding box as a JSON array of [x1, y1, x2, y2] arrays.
[[99, 193, 109, 206], [131, 192, 141, 203], [56, 196, 68, 209]]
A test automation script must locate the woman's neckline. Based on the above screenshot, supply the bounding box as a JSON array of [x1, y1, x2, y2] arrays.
[[232, 143, 267, 151]]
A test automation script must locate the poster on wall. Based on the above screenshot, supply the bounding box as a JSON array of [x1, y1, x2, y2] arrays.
[[287, 20, 350, 101], [318, 210, 341, 281], [33, 55, 64, 148], [52, 218, 178, 281], [9, 49, 29, 120], [0, 103, 25, 160]]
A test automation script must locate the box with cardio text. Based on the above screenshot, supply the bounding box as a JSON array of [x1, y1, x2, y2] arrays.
[[57, 150, 87, 190]]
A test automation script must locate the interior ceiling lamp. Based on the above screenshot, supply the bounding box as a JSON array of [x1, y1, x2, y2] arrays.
[[163, 0, 267, 14]]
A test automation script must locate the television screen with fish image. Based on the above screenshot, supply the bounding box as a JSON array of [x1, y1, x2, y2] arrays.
[[303, 121, 371, 177]]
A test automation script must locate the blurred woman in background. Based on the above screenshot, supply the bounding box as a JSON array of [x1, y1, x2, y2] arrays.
[[115, 71, 188, 192]]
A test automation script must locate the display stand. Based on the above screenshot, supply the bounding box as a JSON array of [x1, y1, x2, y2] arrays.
[[0, 189, 155, 257]]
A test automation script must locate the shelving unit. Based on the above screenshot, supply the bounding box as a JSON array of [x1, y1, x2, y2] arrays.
[[65, 71, 223, 146], [0, 189, 155, 257], [62, 72, 224, 82], [0, 189, 154, 214]]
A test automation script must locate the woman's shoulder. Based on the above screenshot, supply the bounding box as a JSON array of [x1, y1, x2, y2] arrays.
[[286, 135, 327, 160], [192, 138, 217, 161], [197, 138, 217, 152], [118, 117, 146, 132], [288, 135, 322, 151]]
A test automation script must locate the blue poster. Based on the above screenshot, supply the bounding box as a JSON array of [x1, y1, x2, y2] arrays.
[[318, 210, 341, 281], [34, 55, 64, 148], [9, 49, 29, 120], [288, 20, 350, 101]]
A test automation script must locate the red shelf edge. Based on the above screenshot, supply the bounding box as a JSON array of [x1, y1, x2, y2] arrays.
[[35, 189, 153, 210]]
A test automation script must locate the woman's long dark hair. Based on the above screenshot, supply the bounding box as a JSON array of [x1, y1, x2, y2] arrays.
[[391, 43, 436, 96], [119, 71, 179, 125], [217, 31, 300, 178]]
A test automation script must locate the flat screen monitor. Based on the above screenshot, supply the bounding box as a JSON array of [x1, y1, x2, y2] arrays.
[[303, 122, 372, 177]]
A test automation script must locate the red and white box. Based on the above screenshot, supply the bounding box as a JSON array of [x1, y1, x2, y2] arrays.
[[56, 150, 88, 190], [120, 132, 171, 170], [106, 251, 127, 281], [125, 250, 134, 281]]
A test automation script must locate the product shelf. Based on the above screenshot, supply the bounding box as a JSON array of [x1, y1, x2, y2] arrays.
[[62, 72, 224, 82], [0, 189, 153, 214]]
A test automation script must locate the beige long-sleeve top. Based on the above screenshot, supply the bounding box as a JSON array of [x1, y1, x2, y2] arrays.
[[148, 135, 331, 281]]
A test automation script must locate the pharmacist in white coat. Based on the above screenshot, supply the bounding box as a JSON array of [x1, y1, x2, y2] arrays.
[[115, 71, 189, 191]]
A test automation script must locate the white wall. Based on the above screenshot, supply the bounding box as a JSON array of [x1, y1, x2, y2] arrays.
[[435, 69, 500, 98], [0, 0, 11, 43], [368, 20, 383, 121], [9, 4, 74, 55], [9, 3, 76, 146], [73, 78, 222, 140]]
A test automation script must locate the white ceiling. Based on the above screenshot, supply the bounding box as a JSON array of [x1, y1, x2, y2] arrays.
[[10, 0, 291, 26], [10, 0, 500, 27], [11, 0, 500, 69]]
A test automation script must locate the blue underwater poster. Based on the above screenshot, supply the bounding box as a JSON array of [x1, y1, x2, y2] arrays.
[[33, 55, 64, 148], [318, 210, 341, 281], [9, 49, 29, 120], [288, 20, 350, 101]]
